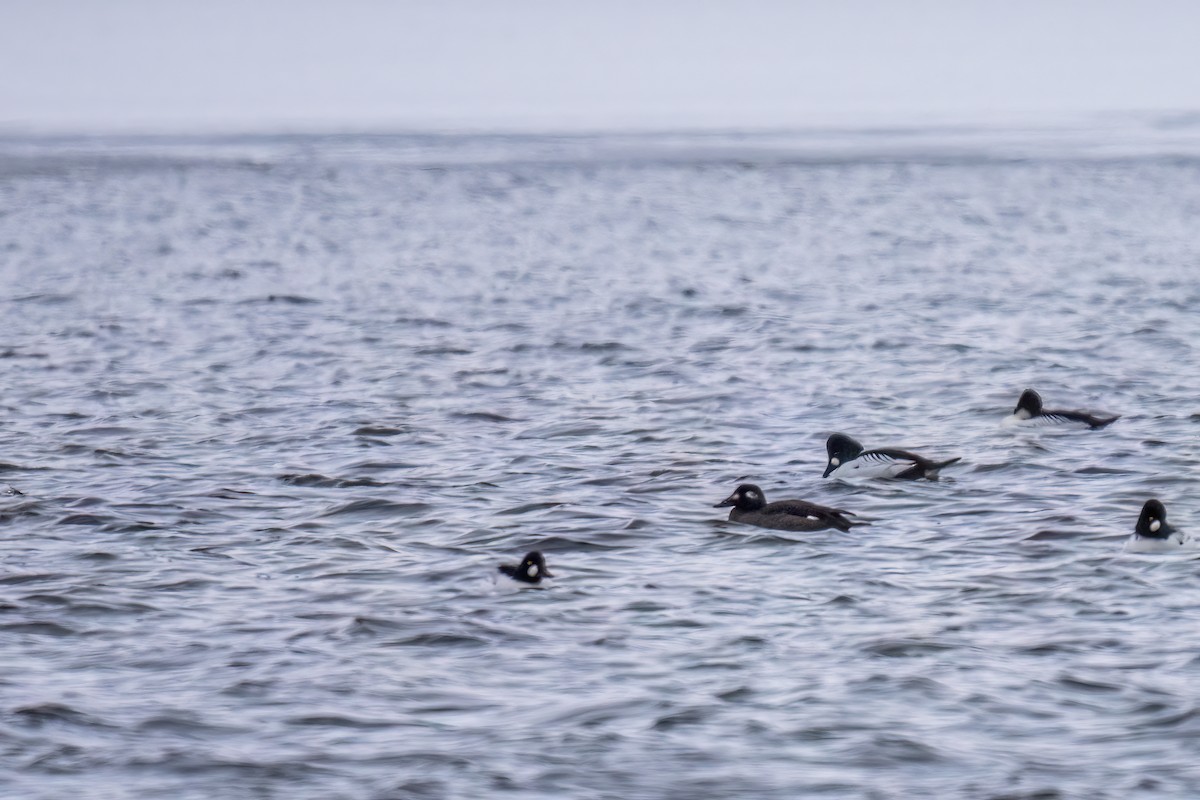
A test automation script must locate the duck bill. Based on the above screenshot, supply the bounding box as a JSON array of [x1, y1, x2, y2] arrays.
[[822, 461, 836, 478], [713, 495, 736, 508], [542, 568, 555, 578]]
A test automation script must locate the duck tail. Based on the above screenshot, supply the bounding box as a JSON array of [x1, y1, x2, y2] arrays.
[[833, 514, 868, 532], [923, 457, 962, 480]]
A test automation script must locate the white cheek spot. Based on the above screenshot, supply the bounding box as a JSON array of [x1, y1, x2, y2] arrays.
[[1150, 519, 1161, 532], [830, 457, 840, 466], [526, 564, 539, 577]]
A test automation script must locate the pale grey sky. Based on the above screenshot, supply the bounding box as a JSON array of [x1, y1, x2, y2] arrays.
[[3, 0, 1199, 132]]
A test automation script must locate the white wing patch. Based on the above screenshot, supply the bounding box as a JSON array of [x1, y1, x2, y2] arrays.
[[1005, 413, 1078, 428], [830, 452, 914, 478], [1042, 414, 1084, 425]]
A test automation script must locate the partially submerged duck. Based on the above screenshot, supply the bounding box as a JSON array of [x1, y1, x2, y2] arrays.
[[498, 551, 554, 584]]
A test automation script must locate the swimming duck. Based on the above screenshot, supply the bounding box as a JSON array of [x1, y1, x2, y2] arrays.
[[714, 483, 860, 532], [1125, 499, 1189, 553], [498, 551, 554, 584], [823, 433, 960, 480], [1005, 389, 1119, 429]]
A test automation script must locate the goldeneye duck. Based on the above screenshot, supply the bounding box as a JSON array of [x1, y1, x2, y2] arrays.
[[714, 483, 860, 532], [1125, 499, 1189, 553], [823, 433, 960, 481], [498, 551, 554, 584], [1004, 388, 1119, 429]]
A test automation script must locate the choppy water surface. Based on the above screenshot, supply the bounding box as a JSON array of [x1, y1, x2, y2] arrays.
[[3, 127, 1200, 799]]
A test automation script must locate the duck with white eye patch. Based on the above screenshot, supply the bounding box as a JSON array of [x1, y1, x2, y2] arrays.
[[1125, 499, 1191, 553], [823, 433, 960, 481], [1004, 388, 1120, 429], [714, 483, 862, 532], [498, 551, 554, 584]]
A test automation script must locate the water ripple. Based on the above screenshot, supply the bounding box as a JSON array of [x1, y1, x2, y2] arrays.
[[3, 132, 1200, 799]]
